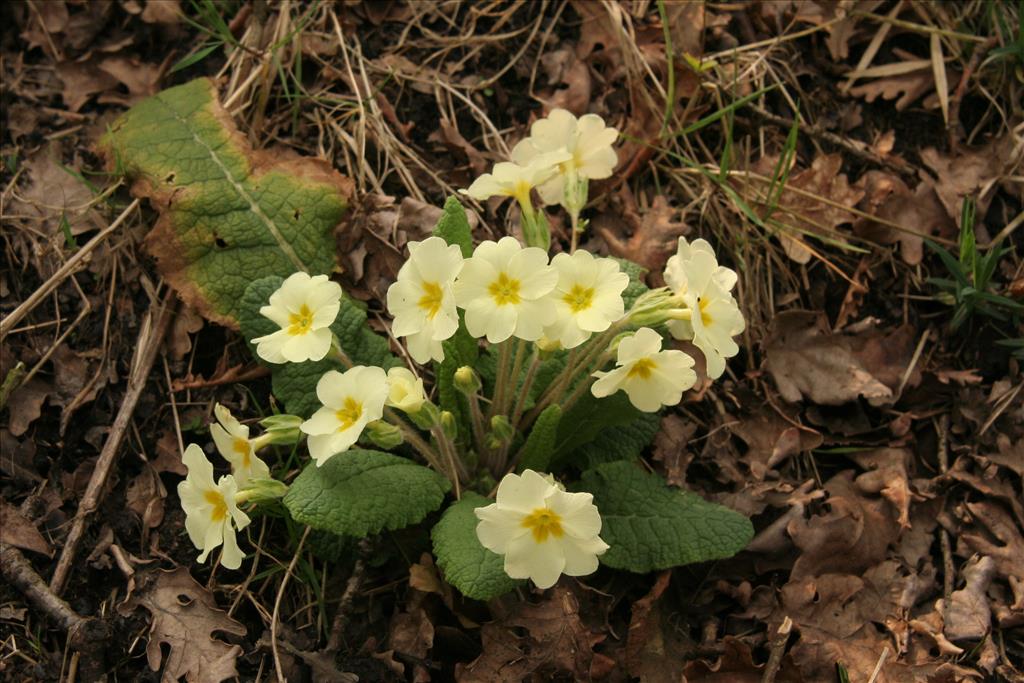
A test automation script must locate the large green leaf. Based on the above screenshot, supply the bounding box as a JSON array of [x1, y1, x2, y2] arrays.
[[239, 276, 400, 417], [572, 411, 661, 469], [283, 450, 450, 537], [100, 78, 353, 327], [579, 461, 753, 572], [431, 493, 522, 600], [551, 392, 657, 469]]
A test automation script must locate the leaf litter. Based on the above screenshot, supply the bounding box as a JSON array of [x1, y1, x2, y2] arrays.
[[2, 1, 1023, 682]]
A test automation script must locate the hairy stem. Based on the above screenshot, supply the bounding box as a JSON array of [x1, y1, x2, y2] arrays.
[[510, 347, 541, 429], [489, 339, 512, 421]]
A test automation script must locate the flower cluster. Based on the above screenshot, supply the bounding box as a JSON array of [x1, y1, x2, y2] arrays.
[[175, 107, 746, 593]]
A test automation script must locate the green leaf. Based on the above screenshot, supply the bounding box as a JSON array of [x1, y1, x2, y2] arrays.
[[431, 492, 522, 600], [239, 276, 400, 417], [283, 450, 450, 537], [433, 196, 473, 257], [99, 78, 352, 327], [573, 411, 661, 469], [434, 317, 478, 437], [551, 392, 657, 469], [580, 461, 753, 572], [517, 405, 562, 473]]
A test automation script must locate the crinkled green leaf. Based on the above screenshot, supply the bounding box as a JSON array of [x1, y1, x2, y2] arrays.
[[517, 405, 561, 473], [433, 196, 473, 257], [283, 450, 450, 537], [580, 461, 753, 572], [99, 78, 352, 327], [431, 492, 522, 600], [573, 411, 661, 469], [239, 276, 400, 417], [551, 392, 657, 469]]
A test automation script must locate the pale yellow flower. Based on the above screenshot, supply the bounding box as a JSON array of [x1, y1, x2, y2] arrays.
[[178, 444, 251, 569], [543, 250, 628, 349], [210, 404, 271, 486], [386, 367, 426, 414], [300, 366, 388, 466], [386, 237, 463, 364], [475, 470, 608, 589], [453, 237, 557, 343], [591, 327, 696, 412], [252, 273, 342, 364]]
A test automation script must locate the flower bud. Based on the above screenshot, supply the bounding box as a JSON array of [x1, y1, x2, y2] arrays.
[[235, 478, 288, 505], [364, 420, 405, 450], [535, 336, 562, 353], [521, 208, 551, 252], [454, 366, 482, 395], [257, 414, 304, 446], [440, 411, 458, 439], [488, 414, 514, 447], [408, 400, 440, 431]]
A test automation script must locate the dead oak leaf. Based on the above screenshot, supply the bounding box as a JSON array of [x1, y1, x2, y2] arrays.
[[0, 500, 53, 557], [788, 471, 900, 579], [920, 134, 1024, 225], [941, 555, 996, 642], [764, 311, 898, 406], [853, 171, 955, 265], [458, 586, 607, 682], [961, 502, 1024, 610], [597, 192, 688, 273], [118, 567, 246, 683]]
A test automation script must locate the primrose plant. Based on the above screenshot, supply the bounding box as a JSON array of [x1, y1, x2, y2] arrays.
[[178, 109, 754, 598]]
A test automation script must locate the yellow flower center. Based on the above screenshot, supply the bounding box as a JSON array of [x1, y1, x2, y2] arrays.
[[335, 397, 363, 431], [417, 281, 444, 319], [563, 284, 595, 313], [626, 357, 657, 379], [521, 507, 564, 543], [204, 490, 228, 522], [232, 438, 251, 467], [698, 297, 713, 327], [288, 304, 315, 335], [488, 272, 522, 306]]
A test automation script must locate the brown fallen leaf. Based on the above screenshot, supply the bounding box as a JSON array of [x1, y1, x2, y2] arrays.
[[596, 191, 689, 272], [626, 571, 690, 682], [169, 304, 205, 361], [961, 502, 1024, 610], [10, 145, 106, 238], [942, 555, 996, 642], [126, 463, 166, 533], [919, 134, 1024, 225], [0, 500, 54, 557], [851, 448, 914, 529], [788, 471, 900, 579], [853, 172, 955, 265], [5, 378, 51, 437], [729, 407, 823, 481], [458, 586, 607, 682], [682, 635, 803, 683], [764, 311, 895, 406], [746, 154, 864, 263], [118, 567, 247, 683]]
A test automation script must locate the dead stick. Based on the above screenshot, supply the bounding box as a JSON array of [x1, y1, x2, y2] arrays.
[[49, 290, 176, 595], [936, 414, 954, 601], [761, 616, 792, 683], [1, 543, 108, 676]]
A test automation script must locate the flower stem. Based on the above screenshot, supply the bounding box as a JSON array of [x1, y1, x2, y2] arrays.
[[569, 210, 580, 253], [502, 339, 527, 416], [383, 407, 444, 474], [467, 391, 487, 457], [431, 424, 463, 500], [510, 347, 541, 429], [329, 338, 354, 369], [489, 340, 512, 421]]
